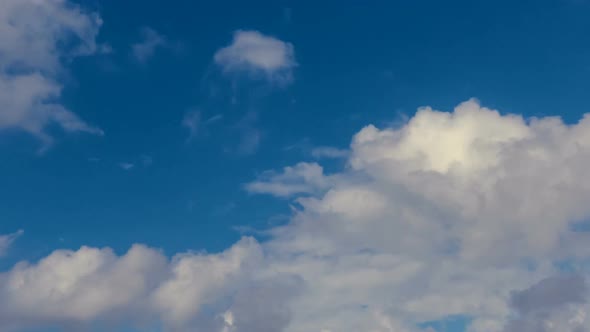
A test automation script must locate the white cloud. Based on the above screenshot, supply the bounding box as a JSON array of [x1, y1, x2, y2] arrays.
[[0, 0, 104, 149], [4, 99, 590, 332], [245, 162, 331, 197], [0, 238, 289, 331], [131, 27, 168, 64], [0, 230, 23, 257], [214, 30, 296, 85], [258, 99, 590, 331]]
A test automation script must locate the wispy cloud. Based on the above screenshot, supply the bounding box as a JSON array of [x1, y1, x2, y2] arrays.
[[235, 112, 262, 155], [0, 230, 23, 256], [182, 110, 223, 142], [131, 27, 169, 64], [119, 162, 135, 170]]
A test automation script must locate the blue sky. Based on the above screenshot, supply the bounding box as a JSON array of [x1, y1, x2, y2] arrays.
[[1, 0, 590, 331]]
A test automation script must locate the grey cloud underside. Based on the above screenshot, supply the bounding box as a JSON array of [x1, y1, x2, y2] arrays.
[[503, 275, 589, 332]]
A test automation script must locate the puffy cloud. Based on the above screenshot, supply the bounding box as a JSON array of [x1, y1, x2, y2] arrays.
[[258, 99, 590, 331], [5, 99, 590, 331], [220, 275, 304, 332], [0, 230, 23, 257], [131, 27, 168, 64], [0, 238, 295, 331], [214, 30, 296, 85], [0, 0, 104, 149], [345, 99, 590, 263]]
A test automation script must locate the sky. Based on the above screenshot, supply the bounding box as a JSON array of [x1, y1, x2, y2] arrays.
[[1, 0, 590, 331]]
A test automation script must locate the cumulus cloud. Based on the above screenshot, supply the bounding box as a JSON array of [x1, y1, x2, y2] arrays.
[[0, 0, 104, 149], [5, 99, 590, 331], [214, 30, 296, 85], [260, 99, 590, 331], [131, 27, 168, 64], [0, 238, 299, 331]]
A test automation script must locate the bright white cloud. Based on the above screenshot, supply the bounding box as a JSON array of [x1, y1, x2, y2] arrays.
[[131, 27, 168, 63], [0, 0, 104, 149], [214, 30, 296, 84], [4, 99, 590, 332]]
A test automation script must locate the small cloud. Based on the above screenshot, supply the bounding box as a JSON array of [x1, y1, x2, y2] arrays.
[[0, 230, 24, 257], [311, 146, 349, 159], [214, 30, 296, 85], [131, 27, 168, 64], [119, 162, 135, 170]]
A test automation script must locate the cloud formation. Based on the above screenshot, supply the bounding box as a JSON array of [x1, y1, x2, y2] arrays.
[[214, 30, 296, 85], [0, 238, 294, 331], [0, 0, 104, 149], [4, 99, 590, 331]]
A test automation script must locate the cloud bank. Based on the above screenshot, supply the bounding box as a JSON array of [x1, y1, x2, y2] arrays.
[[3, 99, 590, 332]]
